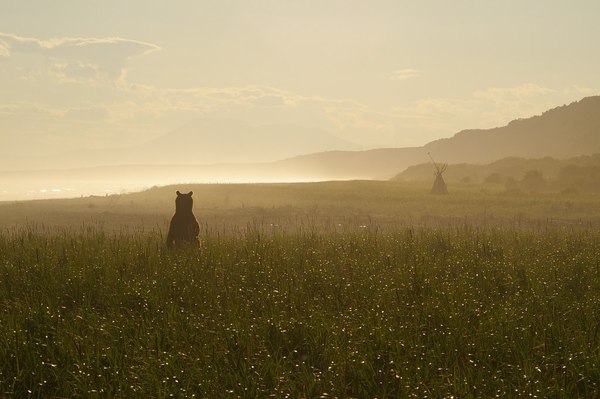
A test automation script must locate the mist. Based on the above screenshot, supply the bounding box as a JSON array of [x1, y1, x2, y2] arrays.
[[3, 94, 599, 201]]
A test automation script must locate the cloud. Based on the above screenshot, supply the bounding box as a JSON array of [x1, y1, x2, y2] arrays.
[[1, 78, 595, 152], [473, 83, 556, 102], [82, 81, 598, 147], [251, 94, 288, 107], [64, 106, 109, 121], [0, 40, 9, 58], [0, 32, 160, 82], [390, 69, 421, 81], [51, 62, 101, 83], [388, 82, 600, 141], [564, 85, 595, 96], [127, 83, 360, 112]]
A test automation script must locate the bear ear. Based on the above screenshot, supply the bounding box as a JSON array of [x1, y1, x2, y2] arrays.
[[176, 190, 181, 196], [188, 191, 193, 196]]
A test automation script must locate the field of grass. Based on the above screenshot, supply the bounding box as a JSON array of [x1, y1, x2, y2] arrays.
[[1, 182, 599, 397], [1, 181, 598, 231]]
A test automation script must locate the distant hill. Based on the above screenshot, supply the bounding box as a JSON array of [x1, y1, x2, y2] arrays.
[[423, 96, 600, 163], [395, 152, 599, 180], [3, 96, 600, 201], [133, 119, 361, 164], [272, 96, 600, 179], [57, 119, 360, 168], [25, 96, 600, 174]]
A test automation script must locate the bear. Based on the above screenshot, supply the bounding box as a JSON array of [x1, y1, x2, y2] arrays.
[[166, 190, 200, 249]]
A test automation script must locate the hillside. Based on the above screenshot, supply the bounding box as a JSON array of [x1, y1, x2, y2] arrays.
[[423, 96, 600, 163], [278, 96, 600, 179], [394, 153, 600, 193], [395, 153, 600, 182]]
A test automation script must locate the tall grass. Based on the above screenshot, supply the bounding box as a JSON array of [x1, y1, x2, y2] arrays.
[[0, 225, 599, 397]]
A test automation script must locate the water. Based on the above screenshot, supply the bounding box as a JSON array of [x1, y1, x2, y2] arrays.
[[0, 182, 146, 201], [0, 176, 326, 202]]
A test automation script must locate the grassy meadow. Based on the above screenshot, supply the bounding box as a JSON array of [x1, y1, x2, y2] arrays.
[[1, 181, 599, 397], [1, 180, 598, 230]]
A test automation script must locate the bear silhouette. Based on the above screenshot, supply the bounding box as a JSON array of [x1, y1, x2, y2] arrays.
[[166, 190, 200, 249]]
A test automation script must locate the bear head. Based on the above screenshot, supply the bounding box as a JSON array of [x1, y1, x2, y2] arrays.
[[175, 190, 194, 212]]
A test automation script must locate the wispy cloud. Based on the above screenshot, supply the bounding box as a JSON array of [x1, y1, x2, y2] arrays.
[[126, 83, 364, 114], [389, 83, 598, 139], [0, 32, 159, 57], [473, 83, 556, 101], [0, 32, 160, 82], [390, 69, 421, 81], [0, 78, 595, 152], [0, 101, 63, 118], [0, 41, 9, 57]]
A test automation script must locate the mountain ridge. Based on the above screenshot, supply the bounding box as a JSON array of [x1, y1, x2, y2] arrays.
[[2, 95, 600, 200], [272, 95, 600, 178], [52, 119, 361, 168]]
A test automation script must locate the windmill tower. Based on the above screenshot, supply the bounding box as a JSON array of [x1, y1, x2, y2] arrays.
[[428, 152, 449, 195]]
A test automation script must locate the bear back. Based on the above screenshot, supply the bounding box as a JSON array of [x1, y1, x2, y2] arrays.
[[166, 190, 200, 249]]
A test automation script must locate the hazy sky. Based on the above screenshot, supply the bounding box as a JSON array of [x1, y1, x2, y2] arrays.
[[1, 0, 599, 167]]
